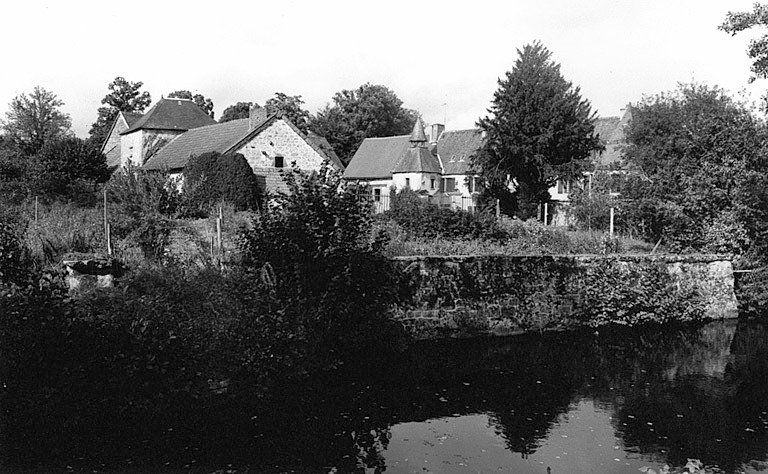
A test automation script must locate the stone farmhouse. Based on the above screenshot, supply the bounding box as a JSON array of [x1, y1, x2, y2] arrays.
[[101, 98, 343, 195]]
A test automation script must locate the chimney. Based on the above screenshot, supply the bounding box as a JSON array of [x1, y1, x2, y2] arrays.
[[430, 123, 445, 144], [249, 104, 267, 130]]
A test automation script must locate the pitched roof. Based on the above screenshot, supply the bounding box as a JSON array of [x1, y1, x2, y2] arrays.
[[123, 111, 143, 128], [593, 106, 632, 168], [122, 98, 216, 134], [343, 135, 411, 180], [143, 119, 250, 171], [305, 133, 345, 170], [392, 146, 442, 174], [437, 129, 484, 175]]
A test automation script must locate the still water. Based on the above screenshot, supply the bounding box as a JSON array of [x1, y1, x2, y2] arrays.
[[4, 320, 768, 473], [263, 319, 768, 473]]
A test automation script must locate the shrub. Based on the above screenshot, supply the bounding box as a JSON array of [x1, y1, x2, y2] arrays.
[[385, 188, 505, 240], [106, 165, 179, 260], [182, 152, 260, 216], [0, 209, 30, 287], [239, 162, 394, 356]]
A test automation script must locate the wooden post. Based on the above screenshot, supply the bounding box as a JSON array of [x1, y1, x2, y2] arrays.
[[106, 223, 112, 256], [216, 209, 223, 255], [543, 202, 549, 226], [34, 196, 38, 225], [495, 199, 500, 218], [609, 207, 615, 237]]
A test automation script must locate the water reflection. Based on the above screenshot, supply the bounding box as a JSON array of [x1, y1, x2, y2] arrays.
[[3, 320, 768, 473]]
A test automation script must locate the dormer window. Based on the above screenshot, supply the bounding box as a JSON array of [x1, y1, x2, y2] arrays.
[[274, 155, 284, 168]]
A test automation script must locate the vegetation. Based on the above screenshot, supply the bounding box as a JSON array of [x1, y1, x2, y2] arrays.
[[310, 82, 419, 165], [474, 42, 602, 218], [265, 92, 311, 134], [88, 76, 152, 147], [1, 86, 72, 155], [181, 151, 261, 215], [219, 101, 252, 123]]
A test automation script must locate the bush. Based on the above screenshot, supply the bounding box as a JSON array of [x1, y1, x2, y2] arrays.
[[239, 162, 394, 356], [0, 208, 30, 287], [106, 165, 179, 260], [182, 152, 260, 216], [385, 188, 505, 240]]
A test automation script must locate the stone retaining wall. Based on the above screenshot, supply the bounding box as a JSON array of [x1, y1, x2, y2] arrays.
[[388, 254, 737, 339]]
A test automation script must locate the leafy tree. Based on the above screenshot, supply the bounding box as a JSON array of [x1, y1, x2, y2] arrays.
[[474, 42, 601, 218], [29, 136, 110, 197], [167, 90, 214, 119], [89, 77, 151, 147], [1, 86, 72, 155], [265, 92, 310, 134], [620, 83, 765, 254], [309, 83, 419, 165], [721, 4, 768, 84], [219, 102, 253, 123]]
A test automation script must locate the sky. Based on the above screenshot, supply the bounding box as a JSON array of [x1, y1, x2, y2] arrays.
[[0, 0, 766, 138]]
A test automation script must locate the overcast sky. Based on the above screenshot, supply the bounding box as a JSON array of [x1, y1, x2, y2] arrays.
[[1, 0, 765, 138]]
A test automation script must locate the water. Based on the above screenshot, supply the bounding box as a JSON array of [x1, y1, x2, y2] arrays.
[[271, 319, 768, 473], [3, 320, 768, 473]]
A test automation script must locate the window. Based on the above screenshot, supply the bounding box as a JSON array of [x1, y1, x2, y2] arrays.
[[430, 177, 436, 190], [557, 179, 570, 194], [442, 177, 456, 193], [274, 155, 284, 168], [405, 177, 410, 188], [374, 188, 381, 202]]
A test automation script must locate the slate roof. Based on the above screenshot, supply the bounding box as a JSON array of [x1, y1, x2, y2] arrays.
[[436, 129, 484, 175], [343, 135, 411, 180], [593, 106, 632, 168], [122, 98, 216, 134], [305, 133, 345, 171], [143, 119, 251, 171], [391, 120, 441, 174]]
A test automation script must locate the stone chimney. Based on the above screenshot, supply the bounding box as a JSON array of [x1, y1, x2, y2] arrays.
[[249, 104, 267, 130], [430, 123, 445, 144]]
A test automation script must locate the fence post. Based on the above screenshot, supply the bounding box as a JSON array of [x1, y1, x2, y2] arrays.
[[106, 223, 112, 256], [544, 202, 549, 226], [609, 207, 615, 237], [216, 207, 223, 255], [34, 196, 38, 225], [496, 199, 500, 218]]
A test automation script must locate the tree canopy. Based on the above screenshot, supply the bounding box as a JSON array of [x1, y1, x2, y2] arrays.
[[473, 42, 601, 218], [721, 3, 768, 84], [309, 83, 419, 165], [617, 83, 767, 254], [89, 77, 151, 147], [265, 93, 310, 134], [2, 86, 72, 156], [220, 102, 253, 123], [167, 90, 214, 119]]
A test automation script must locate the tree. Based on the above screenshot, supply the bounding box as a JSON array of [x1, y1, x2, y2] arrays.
[[1, 86, 72, 156], [309, 83, 419, 165], [29, 136, 110, 196], [219, 102, 253, 123], [89, 77, 152, 147], [473, 42, 601, 218], [620, 83, 765, 253], [167, 90, 214, 119], [265, 93, 310, 134]]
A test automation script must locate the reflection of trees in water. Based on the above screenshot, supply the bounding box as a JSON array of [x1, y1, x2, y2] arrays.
[[600, 321, 768, 473]]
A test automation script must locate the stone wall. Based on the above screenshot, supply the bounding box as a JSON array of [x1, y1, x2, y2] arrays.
[[238, 119, 325, 172], [389, 254, 738, 339]]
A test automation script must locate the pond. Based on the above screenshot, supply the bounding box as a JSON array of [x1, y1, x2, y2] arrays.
[[254, 319, 768, 473], [3, 319, 768, 473]]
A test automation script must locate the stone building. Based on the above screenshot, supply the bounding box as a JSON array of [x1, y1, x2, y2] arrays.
[[141, 104, 343, 194]]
